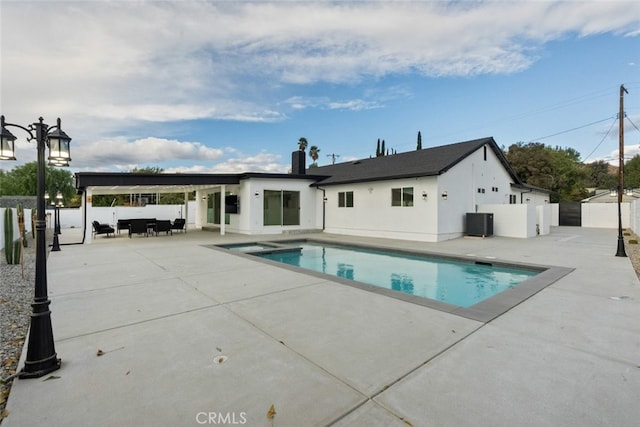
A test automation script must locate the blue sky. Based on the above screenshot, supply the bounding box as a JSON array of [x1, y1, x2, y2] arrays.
[[1, 1, 639, 174]]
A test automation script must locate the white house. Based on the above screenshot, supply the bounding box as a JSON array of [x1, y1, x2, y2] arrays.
[[310, 137, 549, 241], [75, 137, 549, 243]]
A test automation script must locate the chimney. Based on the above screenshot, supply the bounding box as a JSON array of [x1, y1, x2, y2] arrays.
[[291, 150, 306, 175]]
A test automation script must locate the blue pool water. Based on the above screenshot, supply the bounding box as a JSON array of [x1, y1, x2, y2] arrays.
[[255, 242, 538, 308]]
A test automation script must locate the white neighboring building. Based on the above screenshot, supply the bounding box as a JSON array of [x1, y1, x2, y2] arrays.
[[76, 137, 550, 243]]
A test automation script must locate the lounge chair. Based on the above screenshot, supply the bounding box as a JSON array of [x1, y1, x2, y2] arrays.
[[92, 221, 115, 237], [155, 220, 172, 236], [171, 218, 186, 233], [128, 219, 150, 237]]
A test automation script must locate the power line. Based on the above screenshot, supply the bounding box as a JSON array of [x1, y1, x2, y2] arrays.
[[626, 115, 640, 135], [528, 116, 616, 142], [581, 116, 618, 163]]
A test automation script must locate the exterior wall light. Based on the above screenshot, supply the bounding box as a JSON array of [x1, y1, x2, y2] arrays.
[[0, 115, 72, 379], [441, 191, 448, 200], [422, 191, 427, 200]]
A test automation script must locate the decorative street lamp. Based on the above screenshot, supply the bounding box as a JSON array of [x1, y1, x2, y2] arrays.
[[0, 115, 71, 378], [51, 191, 63, 252]]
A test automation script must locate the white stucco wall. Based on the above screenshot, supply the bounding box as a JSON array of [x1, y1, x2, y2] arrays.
[[322, 177, 440, 241], [631, 200, 640, 235], [477, 204, 537, 238], [582, 202, 630, 228], [235, 177, 319, 235], [536, 204, 552, 235]]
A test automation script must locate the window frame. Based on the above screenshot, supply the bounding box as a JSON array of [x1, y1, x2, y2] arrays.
[[391, 187, 414, 207], [338, 191, 354, 208]]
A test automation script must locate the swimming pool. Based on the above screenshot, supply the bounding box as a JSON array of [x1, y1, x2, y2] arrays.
[[214, 239, 572, 322], [254, 242, 537, 308]]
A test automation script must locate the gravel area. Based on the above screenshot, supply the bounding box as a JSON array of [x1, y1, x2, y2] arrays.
[[1, 228, 640, 424], [1, 235, 36, 423]]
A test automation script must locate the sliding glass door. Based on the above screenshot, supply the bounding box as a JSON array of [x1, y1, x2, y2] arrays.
[[263, 190, 299, 226]]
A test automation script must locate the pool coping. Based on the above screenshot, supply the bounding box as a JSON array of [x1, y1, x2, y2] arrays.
[[209, 239, 574, 323]]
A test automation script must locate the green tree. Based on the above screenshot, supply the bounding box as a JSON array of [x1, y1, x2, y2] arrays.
[[376, 138, 381, 157], [584, 160, 616, 189], [130, 166, 164, 174], [298, 137, 308, 152], [416, 131, 422, 150], [548, 146, 588, 201], [624, 155, 640, 188], [505, 142, 588, 202], [308, 145, 320, 167], [0, 161, 76, 205]]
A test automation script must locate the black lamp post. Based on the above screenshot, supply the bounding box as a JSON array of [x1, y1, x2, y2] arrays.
[[0, 115, 71, 378], [51, 192, 63, 252]]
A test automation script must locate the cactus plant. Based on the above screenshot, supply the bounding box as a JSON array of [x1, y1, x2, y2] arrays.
[[2, 208, 22, 265], [4, 208, 15, 264], [13, 237, 22, 264]]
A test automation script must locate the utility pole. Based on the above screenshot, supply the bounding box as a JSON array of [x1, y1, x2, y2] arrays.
[[327, 153, 340, 164], [616, 84, 628, 257]]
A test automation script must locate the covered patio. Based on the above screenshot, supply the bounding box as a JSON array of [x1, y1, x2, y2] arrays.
[[76, 172, 241, 243]]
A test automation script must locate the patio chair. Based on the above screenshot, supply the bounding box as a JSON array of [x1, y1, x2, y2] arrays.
[[171, 218, 186, 233], [92, 221, 115, 237], [116, 219, 131, 234], [155, 220, 172, 236], [128, 219, 149, 238]]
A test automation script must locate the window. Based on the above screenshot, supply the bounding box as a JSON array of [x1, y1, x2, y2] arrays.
[[263, 190, 300, 225], [392, 187, 413, 207], [509, 194, 517, 204], [477, 188, 485, 194], [338, 191, 354, 207]]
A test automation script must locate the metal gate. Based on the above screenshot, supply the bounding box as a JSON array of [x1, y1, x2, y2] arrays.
[[559, 202, 581, 226]]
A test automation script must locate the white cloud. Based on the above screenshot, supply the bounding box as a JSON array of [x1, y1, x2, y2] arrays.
[[2, 1, 639, 171], [283, 96, 382, 112], [4, 1, 639, 123], [165, 151, 287, 174], [71, 136, 224, 169]]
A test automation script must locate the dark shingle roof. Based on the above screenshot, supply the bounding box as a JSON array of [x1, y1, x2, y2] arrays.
[[311, 137, 521, 186]]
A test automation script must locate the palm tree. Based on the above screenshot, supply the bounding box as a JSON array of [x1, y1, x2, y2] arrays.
[[298, 137, 308, 151], [309, 145, 320, 167]]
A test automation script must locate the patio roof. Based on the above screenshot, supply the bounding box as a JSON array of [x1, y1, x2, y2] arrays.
[[74, 172, 321, 195]]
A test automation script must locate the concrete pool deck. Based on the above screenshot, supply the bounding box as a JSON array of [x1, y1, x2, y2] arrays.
[[3, 226, 640, 426]]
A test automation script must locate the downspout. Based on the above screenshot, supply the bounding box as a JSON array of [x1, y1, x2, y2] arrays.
[[78, 190, 87, 244], [316, 187, 326, 230]]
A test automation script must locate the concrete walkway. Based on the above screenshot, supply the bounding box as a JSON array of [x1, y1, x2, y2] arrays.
[[3, 227, 640, 426]]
